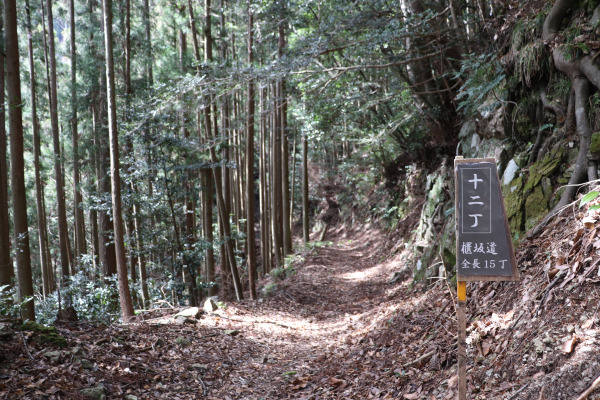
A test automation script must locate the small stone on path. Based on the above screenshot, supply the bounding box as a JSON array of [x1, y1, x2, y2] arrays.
[[80, 384, 106, 400]]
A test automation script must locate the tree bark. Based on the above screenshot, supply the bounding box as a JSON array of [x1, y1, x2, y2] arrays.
[[6, 0, 35, 320], [205, 0, 243, 300], [70, 0, 86, 265], [530, 0, 596, 238], [26, 0, 53, 298], [302, 131, 309, 246], [96, 0, 118, 277], [278, 17, 293, 258], [46, 0, 72, 279], [0, 0, 13, 289], [102, 0, 135, 321], [246, 4, 257, 299]]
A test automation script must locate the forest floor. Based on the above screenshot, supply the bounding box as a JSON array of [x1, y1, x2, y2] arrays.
[[2, 213, 600, 399]]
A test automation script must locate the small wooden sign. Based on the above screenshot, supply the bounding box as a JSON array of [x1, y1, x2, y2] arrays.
[[455, 157, 519, 282]]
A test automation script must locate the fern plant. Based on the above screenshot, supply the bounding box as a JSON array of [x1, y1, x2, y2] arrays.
[[455, 53, 506, 118]]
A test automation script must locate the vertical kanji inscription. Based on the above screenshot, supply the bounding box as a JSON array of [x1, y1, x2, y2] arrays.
[[455, 158, 519, 282]]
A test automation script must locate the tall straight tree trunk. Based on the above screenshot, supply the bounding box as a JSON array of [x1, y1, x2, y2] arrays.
[[218, 0, 234, 293], [246, 4, 257, 299], [46, 0, 71, 279], [0, 0, 13, 289], [271, 82, 283, 269], [86, 0, 99, 273], [143, 0, 153, 88], [289, 137, 297, 228], [278, 19, 292, 257], [259, 84, 270, 274], [302, 130, 309, 246], [70, 0, 86, 265], [188, 1, 216, 297], [133, 190, 150, 307], [95, 0, 117, 277], [26, 0, 53, 297], [123, 0, 138, 285], [102, 0, 135, 321], [205, 0, 243, 300], [6, 0, 35, 321]]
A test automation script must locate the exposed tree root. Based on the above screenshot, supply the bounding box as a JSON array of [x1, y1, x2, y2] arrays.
[[529, 0, 597, 239]]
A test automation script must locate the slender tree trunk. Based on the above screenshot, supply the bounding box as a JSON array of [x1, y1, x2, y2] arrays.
[[97, 1, 117, 277], [218, 0, 234, 293], [70, 0, 86, 266], [205, 0, 243, 300], [279, 17, 292, 255], [46, 0, 72, 279], [289, 137, 297, 228], [133, 189, 150, 307], [201, 1, 218, 297], [26, 0, 53, 297], [271, 82, 283, 269], [123, 0, 139, 286], [302, 131, 309, 246], [202, 162, 216, 296], [102, 0, 135, 321], [246, 4, 257, 299], [6, 0, 35, 320], [259, 84, 270, 274], [0, 0, 13, 289], [143, 0, 153, 88]]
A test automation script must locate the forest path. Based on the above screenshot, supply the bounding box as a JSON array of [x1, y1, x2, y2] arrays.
[[207, 226, 414, 399], [1, 226, 427, 400]]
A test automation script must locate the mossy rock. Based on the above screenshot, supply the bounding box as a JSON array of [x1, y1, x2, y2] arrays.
[[524, 148, 564, 192], [567, 147, 578, 164], [591, 132, 600, 155], [415, 173, 445, 243], [525, 185, 549, 231], [441, 248, 456, 273], [503, 176, 524, 218], [22, 322, 67, 348], [22, 321, 56, 334], [39, 333, 68, 348], [503, 176, 524, 233]]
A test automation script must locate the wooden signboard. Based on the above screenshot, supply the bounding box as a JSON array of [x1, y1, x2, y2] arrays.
[[454, 157, 519, 400], [455, 157, 519, 282]]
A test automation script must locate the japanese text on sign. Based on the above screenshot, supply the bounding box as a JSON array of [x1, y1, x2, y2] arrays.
[[461, 168, 491, 234], [455, 158, 518, 281]]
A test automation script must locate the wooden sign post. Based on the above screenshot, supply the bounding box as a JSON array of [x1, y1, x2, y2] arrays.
[[454, 157, 519, 400]]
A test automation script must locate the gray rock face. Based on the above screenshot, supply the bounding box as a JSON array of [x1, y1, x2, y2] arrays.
[[203, 298, 218, 313], [174, 307, 201, 319], [80, 384, 106, 400], [502, 159, 519, 185]]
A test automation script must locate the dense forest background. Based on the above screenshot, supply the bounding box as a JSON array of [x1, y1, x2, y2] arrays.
[[1, 0, 600, 325]]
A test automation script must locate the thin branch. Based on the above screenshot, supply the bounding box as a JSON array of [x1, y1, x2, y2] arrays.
[[293, 50, 444, 75], [576, 374, 600, 400]]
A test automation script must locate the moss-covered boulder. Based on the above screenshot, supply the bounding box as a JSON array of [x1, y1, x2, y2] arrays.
[[591, 132, 600, 156], [415, 172, 446, 243], [525, 185, 549, 231], [524, 147, 564, 192], [503, 175, 525, 233], [21, 321, 68, 348]]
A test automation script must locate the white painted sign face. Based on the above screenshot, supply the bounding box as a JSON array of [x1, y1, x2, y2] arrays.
[[455, 158, 519, 282]]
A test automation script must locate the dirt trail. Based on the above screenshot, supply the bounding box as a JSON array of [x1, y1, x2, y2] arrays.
[[4, 221, 600, 399], [1, 225, 419, 400], [208, 226, 411, 399]]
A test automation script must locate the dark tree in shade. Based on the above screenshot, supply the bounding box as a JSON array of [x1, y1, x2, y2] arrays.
[[102, 0, 135, 321], [0, 0, 13, 289], [5, 0, 34, 320]]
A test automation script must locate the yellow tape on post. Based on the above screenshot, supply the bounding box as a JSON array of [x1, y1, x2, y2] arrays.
[[457, 281, 466, 302]]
